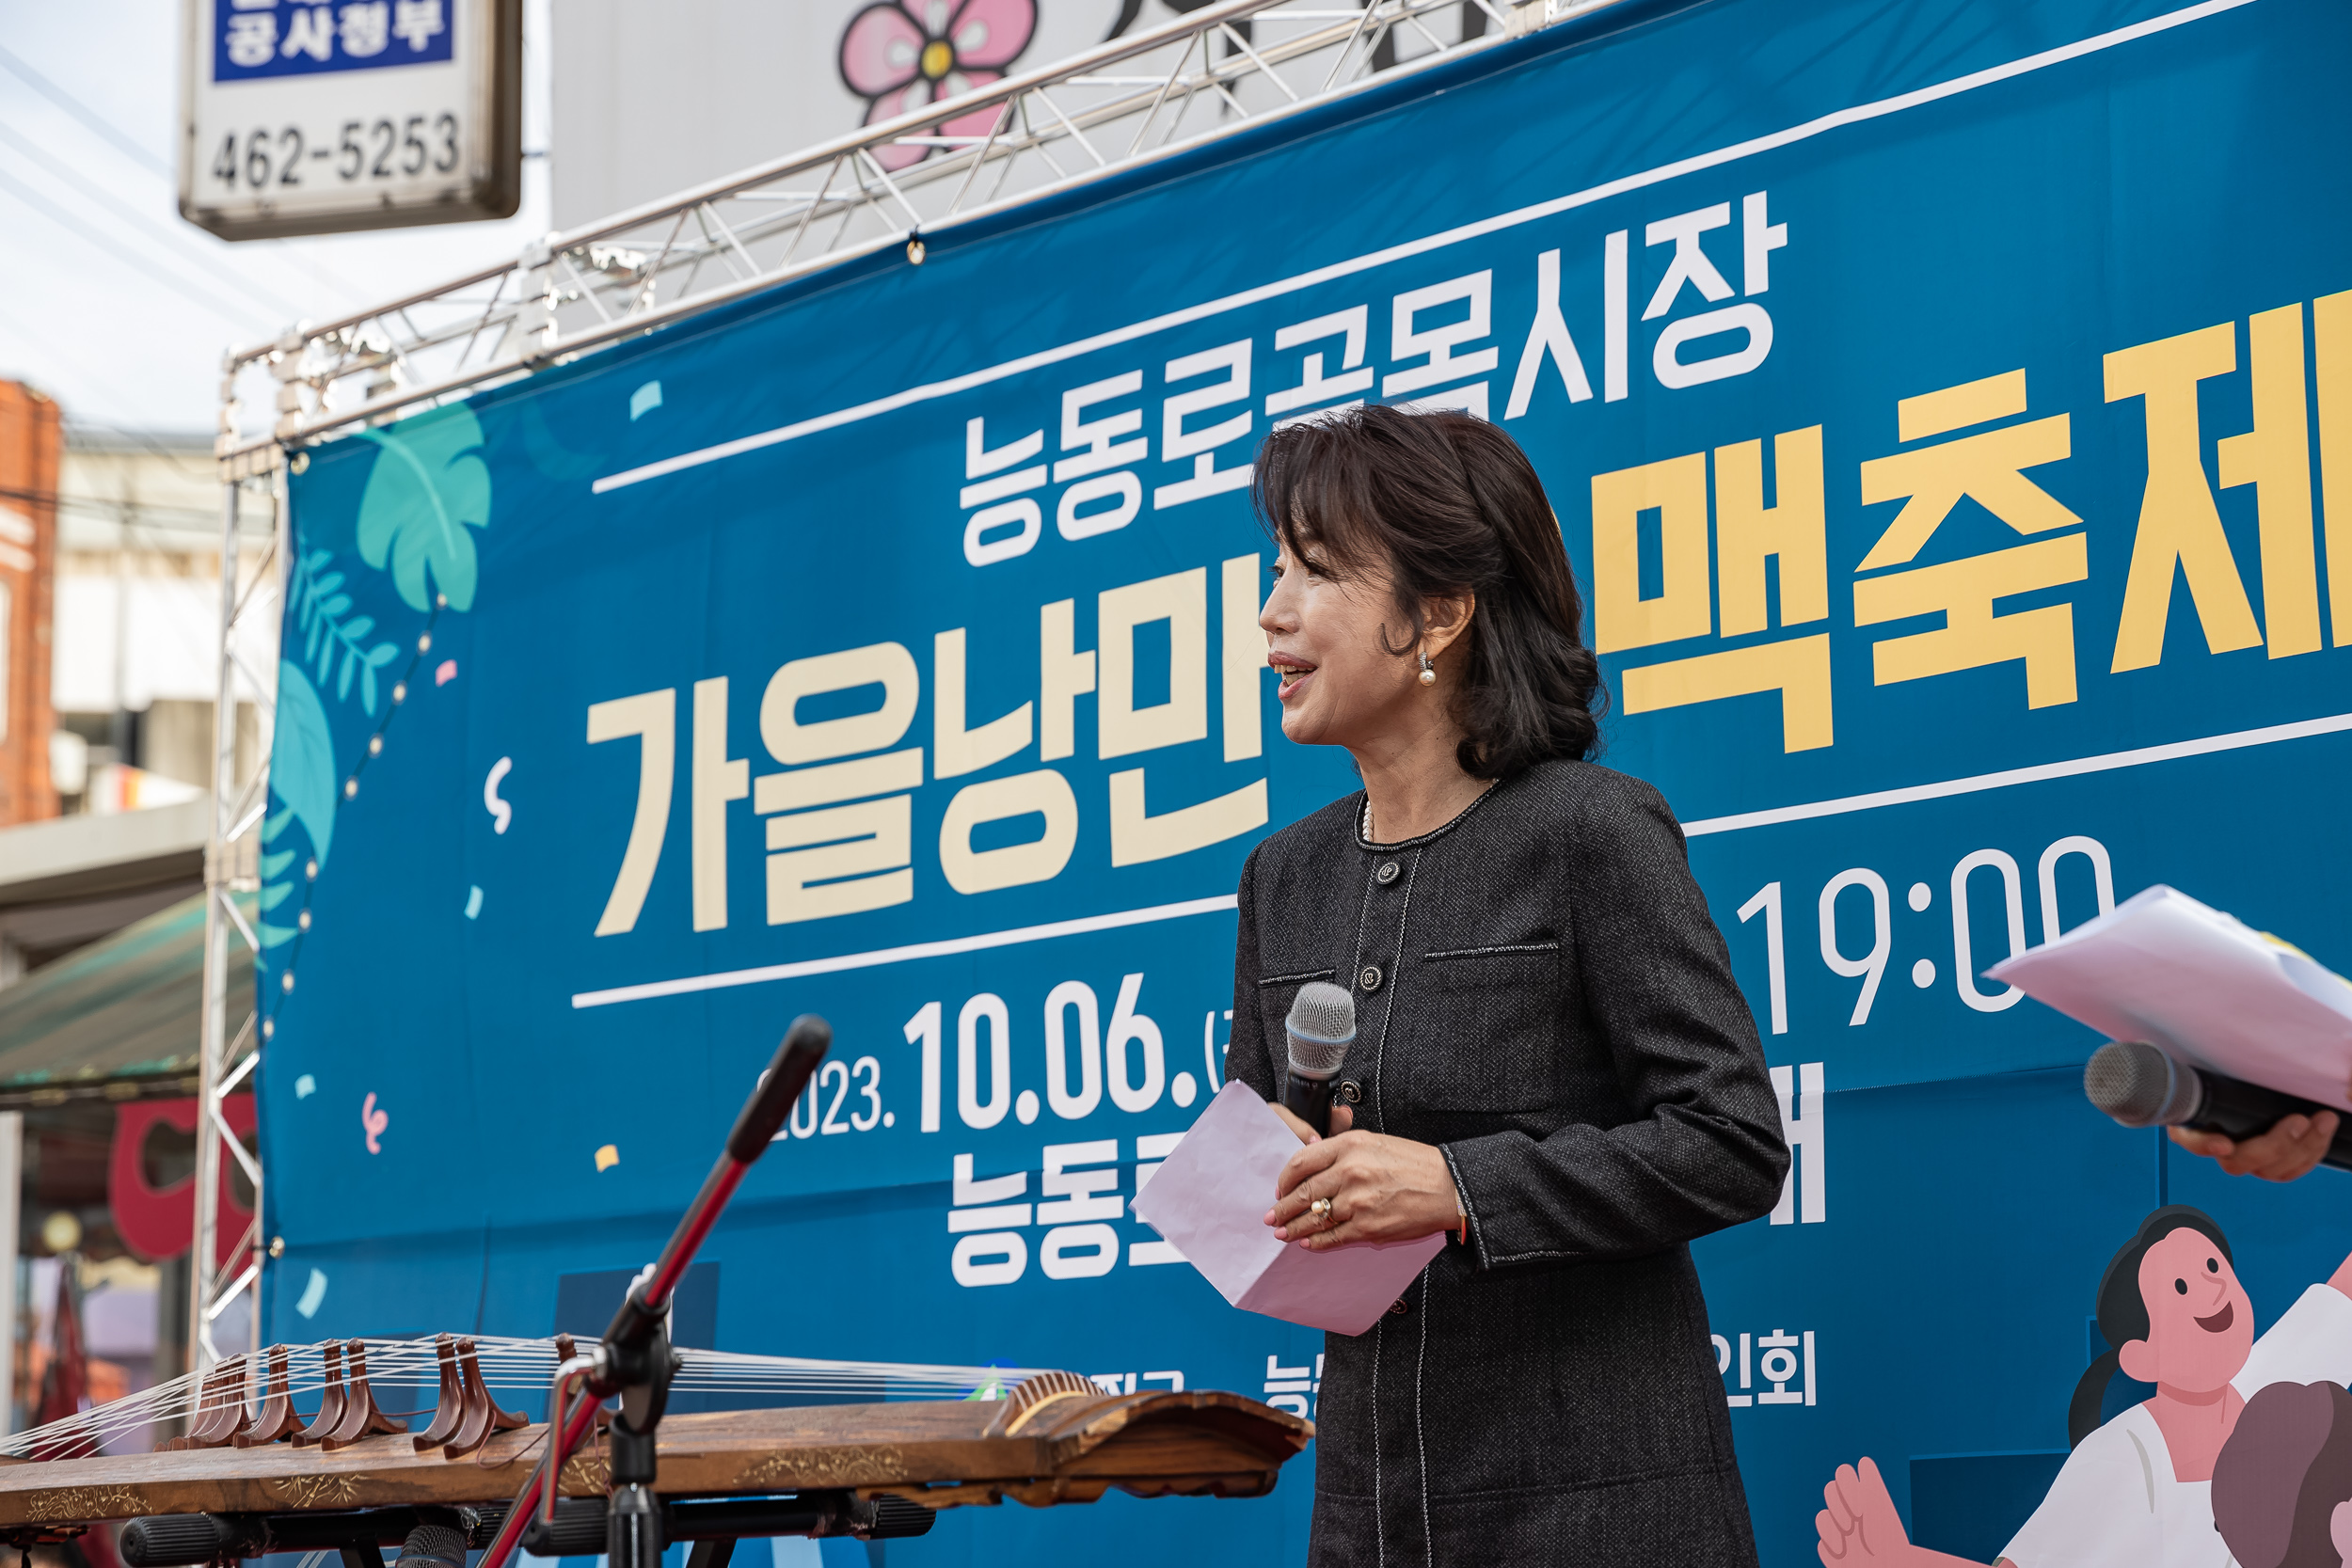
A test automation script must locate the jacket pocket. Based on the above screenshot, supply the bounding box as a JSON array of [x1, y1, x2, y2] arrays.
[[1408, 944, 1560, 1112]]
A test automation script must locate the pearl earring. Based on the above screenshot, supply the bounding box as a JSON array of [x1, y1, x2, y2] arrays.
[[1418, 653, 1437, 686]]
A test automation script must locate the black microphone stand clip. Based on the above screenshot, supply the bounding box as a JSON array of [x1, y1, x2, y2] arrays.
[[597, 1264, 683, 1568]]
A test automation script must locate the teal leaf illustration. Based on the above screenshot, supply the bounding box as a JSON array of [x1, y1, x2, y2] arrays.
[[355, 403, 491, 612], [271, 659, 339, 869], [290, 547, 399, 716], [258, 922, 298, 949], [259, 848, 294, 879]]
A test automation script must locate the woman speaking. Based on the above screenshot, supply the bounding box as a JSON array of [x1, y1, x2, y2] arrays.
[[1229, 404, 1789, 1565]]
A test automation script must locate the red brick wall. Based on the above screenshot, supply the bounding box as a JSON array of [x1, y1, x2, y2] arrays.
[[0, 381, 60, 826]]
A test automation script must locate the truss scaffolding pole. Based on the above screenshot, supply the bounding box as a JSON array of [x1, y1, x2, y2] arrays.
[[193, 452, 275, 1375]]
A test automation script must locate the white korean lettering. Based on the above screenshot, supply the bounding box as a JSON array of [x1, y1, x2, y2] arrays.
[[1504, 249, 1594, 420], [339, 1, 389, 55], [1743, 191, 1787, 295], [1642, 203, 1735, 320], [1768, 1063, 1824, 1226], [1265, 306, 1374, 421], [1154, 340, 1254, 509], [961, 416, 1048, 566], [392, 0, 445, 50], [281, 5, 334, 60], [226, 13, 278, 66], [1382, 273, 1500, 411], [1054, 372, 1148, 481]]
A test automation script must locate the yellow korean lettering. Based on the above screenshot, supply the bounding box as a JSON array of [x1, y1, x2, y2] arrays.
[[2312, 290, 2352, 648], [1039, 598, 1097, 762], [1715, 427, 1826, 636], [691, 676, 748, 932], [1222, 555, 1266, 763], [2216, 303, 2320, 658], [1108, 771, 1267, 865], [1590, 451, 1709, 654], [1855, 372, 2076, 571], [586, 688, 675, 937], [765, 798, 913, 923], [1897, 369, 2026, 443], [2104, 324, 2262, 671], [759, 642, 920, 763], [934, 628, 1034, 778], [1098, 568, 1208, 759], [1619, 635, 1832, 752], [1853, 535, 2089, 708], [939, 769, 1079, 893]]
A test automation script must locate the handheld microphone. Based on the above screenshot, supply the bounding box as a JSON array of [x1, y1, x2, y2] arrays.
[[394, 1520, 472, 1568], [2084, 1040, 2352, 1171], [1283, 981, 1356, 1137]]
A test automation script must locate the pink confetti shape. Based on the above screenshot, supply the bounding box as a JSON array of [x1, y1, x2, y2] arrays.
[[435, 659, 458, 686], [361, 1092, 389, 1154]]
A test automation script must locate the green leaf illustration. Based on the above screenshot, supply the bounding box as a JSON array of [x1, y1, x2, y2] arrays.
[[271, 659, 340, 870], [355, 403, 491, 612]]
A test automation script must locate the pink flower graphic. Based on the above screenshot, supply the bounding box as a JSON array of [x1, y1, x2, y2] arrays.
[[838, 0, 1037, 170]]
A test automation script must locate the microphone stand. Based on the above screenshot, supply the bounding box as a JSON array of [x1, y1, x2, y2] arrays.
[[478, 1017, 832, 1568]]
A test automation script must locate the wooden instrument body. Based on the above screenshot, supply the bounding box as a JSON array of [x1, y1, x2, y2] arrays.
[[0, 1388, 1313, 1530]]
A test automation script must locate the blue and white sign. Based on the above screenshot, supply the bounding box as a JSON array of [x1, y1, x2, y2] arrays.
[[213, 0, 453, 81], [180, 0, 513, 238], [257, 0, 2352, 1563]]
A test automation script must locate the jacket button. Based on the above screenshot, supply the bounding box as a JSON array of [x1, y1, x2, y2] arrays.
[[1359, 964, 1383, 992], [1375, 861, 1400, 885], [1339, 1079, 1362, 1104], [1388, 1296, 1411, 1317]]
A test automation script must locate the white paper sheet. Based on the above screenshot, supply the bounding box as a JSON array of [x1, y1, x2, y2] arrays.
[[1988, 884, 2352, 1111], [1131, 1080, 1445, 1336]]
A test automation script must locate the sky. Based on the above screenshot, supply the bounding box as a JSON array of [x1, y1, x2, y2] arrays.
[[0, 0, 553, 438]]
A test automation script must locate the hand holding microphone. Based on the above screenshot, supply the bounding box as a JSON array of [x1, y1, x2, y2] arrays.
[[1282, 981, 1356, 1138], [2084, 1040, 2350, 1181]]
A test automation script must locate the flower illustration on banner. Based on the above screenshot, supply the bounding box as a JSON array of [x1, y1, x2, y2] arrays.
[[838, 0, 1037, 170]]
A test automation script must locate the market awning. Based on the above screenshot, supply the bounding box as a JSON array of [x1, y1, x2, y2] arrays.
[[0, 894, 251, 1107]]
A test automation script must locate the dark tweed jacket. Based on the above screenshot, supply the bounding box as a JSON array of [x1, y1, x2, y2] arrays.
[[1228, 758, 1789, 1568]]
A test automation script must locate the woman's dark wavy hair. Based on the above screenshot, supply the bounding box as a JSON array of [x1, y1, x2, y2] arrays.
[[1249, 404, 1604, 779], [2067, 1205, 2233, 1449]]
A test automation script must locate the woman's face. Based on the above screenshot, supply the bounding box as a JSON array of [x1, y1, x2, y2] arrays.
[[2119, 1227, 2256, 1394], [1260, 531, 1423, 751]]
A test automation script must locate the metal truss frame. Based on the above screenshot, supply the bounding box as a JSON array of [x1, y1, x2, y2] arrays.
[[196, 0, 1608, 1370], [192, 464, 278, 1375]]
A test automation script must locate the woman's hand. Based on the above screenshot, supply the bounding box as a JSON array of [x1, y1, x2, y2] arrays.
[[2170, 1112, 2338, 1181], [1264, 1102, 1462, 1250]]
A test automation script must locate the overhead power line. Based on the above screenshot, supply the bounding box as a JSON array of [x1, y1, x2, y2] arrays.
[[0, 166, 274, 336], [0, 40, 358, 304], [0, 121, 298, 323], [0, 41, 172, 178]]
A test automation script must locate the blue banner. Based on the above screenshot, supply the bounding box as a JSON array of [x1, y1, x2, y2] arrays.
[[215, 0, 453, 81], [261, 0, 2352, 1562]]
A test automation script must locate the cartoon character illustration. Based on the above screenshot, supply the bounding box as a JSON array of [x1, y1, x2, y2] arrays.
[[2212, 1381, 2352, 1568], [836, 0, 1039, 169], [1815, 1205, 2352, 1567]]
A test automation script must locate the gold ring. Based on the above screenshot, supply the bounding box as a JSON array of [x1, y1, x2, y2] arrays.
[[1309, 1197, 1331, 1220]]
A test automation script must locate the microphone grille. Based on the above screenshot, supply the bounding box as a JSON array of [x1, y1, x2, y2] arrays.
[[2085, 1040, 2191, 1128], [394, 1524, 471, 1568], [1286, 981, 1357, 1076]]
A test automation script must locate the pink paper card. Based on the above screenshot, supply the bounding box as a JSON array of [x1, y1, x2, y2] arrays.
[[1132, 1079, 1444, 1336]]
